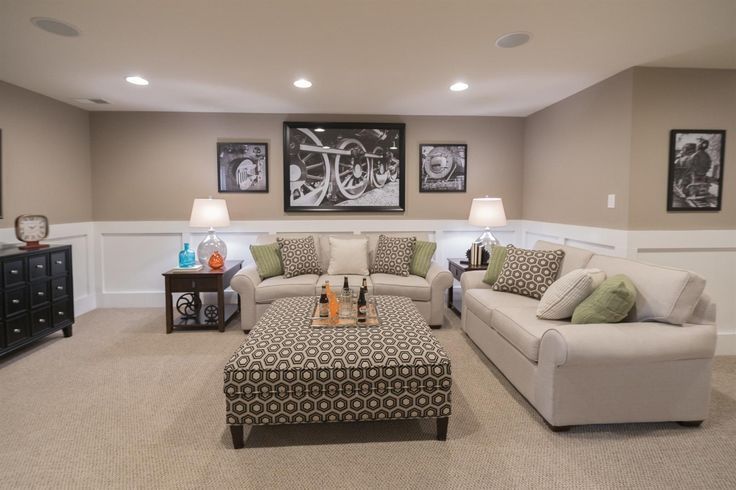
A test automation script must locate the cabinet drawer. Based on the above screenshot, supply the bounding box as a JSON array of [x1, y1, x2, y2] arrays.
[[31, 307, 51, 335], [5, 287, 28, 317], [4, 260, 25, 287], [52, 299, 72, 327], [30, 281, 50, 307], [50, 251, 68, 276], [29, 255, 49, 280], [169, 276, 218, 292], [51, 276, 69, 300], [6, 315, 30, 346]]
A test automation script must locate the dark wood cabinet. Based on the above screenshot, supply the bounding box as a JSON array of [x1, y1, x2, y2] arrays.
[[0, 245, 74, 357]]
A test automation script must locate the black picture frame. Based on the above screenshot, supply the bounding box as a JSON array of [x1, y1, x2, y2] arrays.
[[283, 122, 405, 212], [0, 128, 3, 218], [667, 129, 726, 211], [217, 142, 268, 193], [419, 144, 467, 193]]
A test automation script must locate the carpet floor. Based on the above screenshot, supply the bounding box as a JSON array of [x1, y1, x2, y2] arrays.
[[0, 308, 735, 489]]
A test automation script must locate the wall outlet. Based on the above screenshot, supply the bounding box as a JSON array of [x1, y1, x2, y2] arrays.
[[607, 194, 616, 208]]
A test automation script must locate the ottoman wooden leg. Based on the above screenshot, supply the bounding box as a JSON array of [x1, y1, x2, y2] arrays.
[[230, 425, 244, 449], [436, 417, 449, 441]]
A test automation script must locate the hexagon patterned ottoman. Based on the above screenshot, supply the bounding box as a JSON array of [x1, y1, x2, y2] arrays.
[[224, 295, 452, 448]]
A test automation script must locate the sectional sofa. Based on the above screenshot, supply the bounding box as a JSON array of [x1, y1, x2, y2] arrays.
[[231, 232, 453, 331], [461, 240, 717, 430]]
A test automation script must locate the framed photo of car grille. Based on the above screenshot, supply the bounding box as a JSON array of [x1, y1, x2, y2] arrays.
[[419, 144, 467, 192], [667, 130, 725, 211], [283, 122, 405, 212], [217, 142, 268, 193]]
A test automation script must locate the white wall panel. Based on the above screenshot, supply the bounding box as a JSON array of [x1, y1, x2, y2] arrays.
[[101, 233, 182, 292]]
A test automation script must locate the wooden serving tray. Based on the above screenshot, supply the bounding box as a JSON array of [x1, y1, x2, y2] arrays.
[[310, 301, 380, 328]]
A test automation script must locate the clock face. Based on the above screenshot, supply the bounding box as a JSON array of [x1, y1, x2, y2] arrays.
[[15, 215, 49, 243]]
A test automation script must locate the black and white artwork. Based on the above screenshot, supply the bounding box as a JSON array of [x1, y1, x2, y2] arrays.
[[419, 144, 467, 192], [217, 142, 268, 192], [283, 122, 405, 212], [667, 130, 725, 211]]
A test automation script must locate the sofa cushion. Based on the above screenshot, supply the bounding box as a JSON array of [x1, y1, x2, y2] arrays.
[[255, 274, 319, 303], [464, 289, 539, 326], [586, 255, 706, 325], [537, 268, 606, 320], [370, 235, 416, 276], [491, 307, 567, 362], [534, 240, 594, 277], [371, 273, 430, 301], [316, 275, 372, 296], [327, 237, 369, 275], [572, 274, 637, 324], [492, 245, 565, 299], [277, 236, 322, 278], [409, 240, 436, 278], [482, 244, 508, 286], [249, 242, 283, 279]]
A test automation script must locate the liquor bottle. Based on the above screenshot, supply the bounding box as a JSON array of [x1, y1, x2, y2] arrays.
[[319, 285, 329, 318], [357, 287, 367, 324], [342, 276, 350, 295], [360, 277, 368, 295]]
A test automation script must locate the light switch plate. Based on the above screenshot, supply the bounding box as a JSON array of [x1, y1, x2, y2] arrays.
[[607, 194, 616, 208]]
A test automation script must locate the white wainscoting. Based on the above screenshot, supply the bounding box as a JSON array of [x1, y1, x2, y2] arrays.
[[0, 222, 96, 316]]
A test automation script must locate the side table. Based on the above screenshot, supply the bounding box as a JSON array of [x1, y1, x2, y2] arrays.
[[447, 258, 487, 316], [162, 260, 243, 333]]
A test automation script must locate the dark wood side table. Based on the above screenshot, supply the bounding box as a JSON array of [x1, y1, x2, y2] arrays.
[[447, 258, 487, 316], [162, 260, 243, 333]]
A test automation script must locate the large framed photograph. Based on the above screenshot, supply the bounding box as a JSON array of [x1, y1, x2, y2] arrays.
[[667, 130, 726, 211], [283, 122, 405, 212], [217, 142, 268, 192], [419, 144, 467, 192]]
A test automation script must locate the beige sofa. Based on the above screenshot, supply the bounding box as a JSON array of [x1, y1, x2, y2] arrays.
[[461, 240, 717, 430], [231, 232, 453, 331]]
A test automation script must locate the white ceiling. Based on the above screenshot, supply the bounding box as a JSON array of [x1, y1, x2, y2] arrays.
[[1, 0, 734, 116]]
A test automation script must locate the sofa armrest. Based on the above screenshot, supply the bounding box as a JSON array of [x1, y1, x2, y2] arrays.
[[230, 265, 262, 331], [426, 261, 453, 290], [424, 262, 453, 326], [460, 270, 490, 292], [539, 322, 717, 368]]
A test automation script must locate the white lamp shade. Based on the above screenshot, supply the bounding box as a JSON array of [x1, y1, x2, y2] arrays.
[[468, 197, 507, 227], [189, 198, 231, 228]]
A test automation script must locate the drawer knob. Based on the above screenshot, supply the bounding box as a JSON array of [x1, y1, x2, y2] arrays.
[[10, 269, 19, 275], [37, 291, 45, 296], [56, 286, 64, 291], [39, 318, 46, 324], [55, 260, 63, 265], [35, 264, 44, 269], [11, 299, 20, 304], [13, 328, 21, 334]]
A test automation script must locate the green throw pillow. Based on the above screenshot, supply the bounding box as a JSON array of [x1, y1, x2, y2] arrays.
[[482, 245, 507, 286], [249, 243, 283, 279], [410, 240, 436, 278], [571, 274, 637, 324]]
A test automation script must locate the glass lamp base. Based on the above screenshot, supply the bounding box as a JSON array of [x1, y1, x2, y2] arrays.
[[197, 230, 228, 266], [475, 228, 500, 254]]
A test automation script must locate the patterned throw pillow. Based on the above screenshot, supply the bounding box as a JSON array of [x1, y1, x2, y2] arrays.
[[409, 240, 436, 278], [482, 245, 508, 286], [536, 268, 606, 319], [249, 242, 283, 279], [371, 235, 416, 277], [491, 245, 565, 299], [276, 236, 322, 278]]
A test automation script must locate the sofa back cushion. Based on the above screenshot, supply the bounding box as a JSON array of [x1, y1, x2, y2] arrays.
[[586, 254, 706, 325], [533, 240, 593, 276]]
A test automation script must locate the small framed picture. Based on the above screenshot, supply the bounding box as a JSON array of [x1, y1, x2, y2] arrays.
[[217, 142, 268, 193], [419, 144, 467, 192], [667, 130, 725, 211]]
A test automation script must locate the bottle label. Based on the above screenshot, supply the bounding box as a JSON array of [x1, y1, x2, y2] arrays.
[[319, 302, 329, 318]]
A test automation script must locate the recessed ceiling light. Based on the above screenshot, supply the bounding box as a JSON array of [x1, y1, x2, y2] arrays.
[[30, 17, 80, 37], [450, 82, 469, 92], [314, 127, 325, 132], [294, 78, 312, 88], [125, 76, 149, 86], [495, 32, 531, 48]]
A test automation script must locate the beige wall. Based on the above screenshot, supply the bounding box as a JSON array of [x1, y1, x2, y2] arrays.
[[522, 70, 634, 229], [90, 113, 524, 221], [628, 67, 735, 230], [0, 81, 92, 226]]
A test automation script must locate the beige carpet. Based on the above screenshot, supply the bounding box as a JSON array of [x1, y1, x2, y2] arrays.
[[1, 308, 735, 489]]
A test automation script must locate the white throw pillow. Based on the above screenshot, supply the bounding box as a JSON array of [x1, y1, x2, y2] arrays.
[[536, 268, 606, 320], [327, 237, 370, 275]]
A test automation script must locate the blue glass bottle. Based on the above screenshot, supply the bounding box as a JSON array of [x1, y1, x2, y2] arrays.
[[179, 243, 195, 267]]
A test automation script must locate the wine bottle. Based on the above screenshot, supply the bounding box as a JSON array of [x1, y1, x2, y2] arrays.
[[357, 287, 367, 324], [361, 277, 368, 295], [319, 285, 329, 318]]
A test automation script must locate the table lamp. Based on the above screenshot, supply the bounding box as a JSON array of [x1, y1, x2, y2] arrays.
[[189, 197, 231, 266], [468, 197, 507, 253]]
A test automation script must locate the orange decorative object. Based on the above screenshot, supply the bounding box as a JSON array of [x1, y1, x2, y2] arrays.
[[208, 250, 225, 269]]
